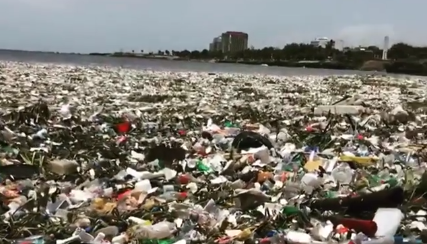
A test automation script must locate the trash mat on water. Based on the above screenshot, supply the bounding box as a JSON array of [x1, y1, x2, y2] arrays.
[[2, 62, 427, 243]]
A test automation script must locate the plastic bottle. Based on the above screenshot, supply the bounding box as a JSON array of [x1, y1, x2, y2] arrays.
[[224, 121, 234, 128], [282, 181, 302, 198], [275, 161, 295, 173], [384, 177, 398, 187], [301, 173, 321, 193], [224, 127, 240, 137], [325, 191, 337, 198], [137, 221, 176, 239], [196, 159, 212, 173], [111, 233, 127, 244], [268, 234, 286, 244], [357, 145, 370, 157], [158, 191, 189, 201], [157, 240, 174, 244], [141, 239, 175, 244], [134, 179, 153, 192], [282, 206, 300, 216], [368, 183, 389, 192], [331, 163, 353, 184], [361, 236, 394, 244], [285, 231, 312, 244], [367, 174, 381, 186], [393, 236, 422, 244], [14, 235, 45, 244]]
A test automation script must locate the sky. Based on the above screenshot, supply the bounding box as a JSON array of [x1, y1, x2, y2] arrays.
[[0, 0, 425, 53]]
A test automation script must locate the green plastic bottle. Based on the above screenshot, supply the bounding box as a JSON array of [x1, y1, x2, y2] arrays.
[[282, 206, 300, 216], [385, 177, 398, 187], [141, 239, 174, 244], [158, 239, 174, 244], [368, 174, 381, 186], [224, 121, 234, 128], [325, 191, 337, 198], [196, 159, 211, 173], [283, 163, 295, 172], [158, 159, 165, 169]]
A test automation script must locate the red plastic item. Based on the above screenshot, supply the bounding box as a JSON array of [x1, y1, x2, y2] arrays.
[[356, 134, 364, 140], [336, 225, 349, 234], [17, 241, 32, 244], [178, 174, 190, 184], [197, 149, 208, 157], [338, 218, 377, 237], [117, 189, 132, 201], [247, 154, 255, 164], [178, 129, 186, 136], [280, 172, 287, 182], [116, 121, 131, 134], [260, 237, 270, 244], [216, 237, 232, 244], [305, 126, 313, 132], [178, 192, 188, 198], [116, 135, 127, 144]]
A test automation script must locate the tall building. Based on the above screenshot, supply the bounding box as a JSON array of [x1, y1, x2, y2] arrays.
[[382, 36, 389, 60], [209, 36, 222, 52], [221, 31, 248, 53], [310, 37, 332, 48]]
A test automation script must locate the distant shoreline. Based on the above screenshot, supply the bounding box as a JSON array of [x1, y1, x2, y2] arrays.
[[88, 53, 427, 76], [87, 52, 383, 72], [0, 49, 424, 76]]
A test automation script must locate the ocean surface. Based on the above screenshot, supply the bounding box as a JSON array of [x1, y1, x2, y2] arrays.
[[0, 49, 384, 76]]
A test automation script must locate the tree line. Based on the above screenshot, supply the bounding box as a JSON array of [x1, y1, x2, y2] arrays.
[[103, 41, 427, 75], [147, 42, 427, 63]]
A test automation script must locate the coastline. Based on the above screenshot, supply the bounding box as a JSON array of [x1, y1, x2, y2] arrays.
[[88, 52, 403, 75], [102, 54, 427, 77], [0, 49, 422, 76]]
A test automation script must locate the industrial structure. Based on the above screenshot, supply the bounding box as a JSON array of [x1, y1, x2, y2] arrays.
[[209, 31, 249, 53]]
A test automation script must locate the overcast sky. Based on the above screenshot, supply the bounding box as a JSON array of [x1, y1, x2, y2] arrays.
[[0, 0, 425, 53]]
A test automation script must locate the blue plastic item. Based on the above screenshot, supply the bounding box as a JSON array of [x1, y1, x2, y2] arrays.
[[394, 236, 422, 244]]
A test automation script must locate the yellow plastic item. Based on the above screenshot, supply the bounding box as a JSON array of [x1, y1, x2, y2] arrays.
[[304, 160, 323, 172], [339, 155, 378, 165], [236, 228, 252, 240], [142, 198, 156, 210], [92, 198, 106, 210], [141, 220, 152, 226]]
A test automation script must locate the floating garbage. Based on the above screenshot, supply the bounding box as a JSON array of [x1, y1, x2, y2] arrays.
[[1, 61, 427, 243]]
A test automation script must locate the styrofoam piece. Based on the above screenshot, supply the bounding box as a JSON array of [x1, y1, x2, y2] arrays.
[[314, 105, 364, 115], [372, 208, 403, 237]]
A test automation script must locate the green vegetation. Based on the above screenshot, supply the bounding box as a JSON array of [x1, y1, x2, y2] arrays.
[[90, 42, 427, 76]]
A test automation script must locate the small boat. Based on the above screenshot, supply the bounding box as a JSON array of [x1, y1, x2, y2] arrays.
[[260, 64, 268, 67]]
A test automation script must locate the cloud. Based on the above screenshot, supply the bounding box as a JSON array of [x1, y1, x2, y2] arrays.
[[336, 24, 396, 47]]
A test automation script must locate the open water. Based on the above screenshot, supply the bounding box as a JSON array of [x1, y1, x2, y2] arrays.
[[0, 49, 382, 76]]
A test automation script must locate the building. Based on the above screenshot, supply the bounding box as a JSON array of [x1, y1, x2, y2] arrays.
[[382, 36, 389, 60], [310, 37, 332, 48], [209, 36, 222, 52], [221, 31, 248, 53]]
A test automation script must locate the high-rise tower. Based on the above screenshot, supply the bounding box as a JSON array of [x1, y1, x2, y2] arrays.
[[221, 31, 248, 53], [382, 36, 389, 60]]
